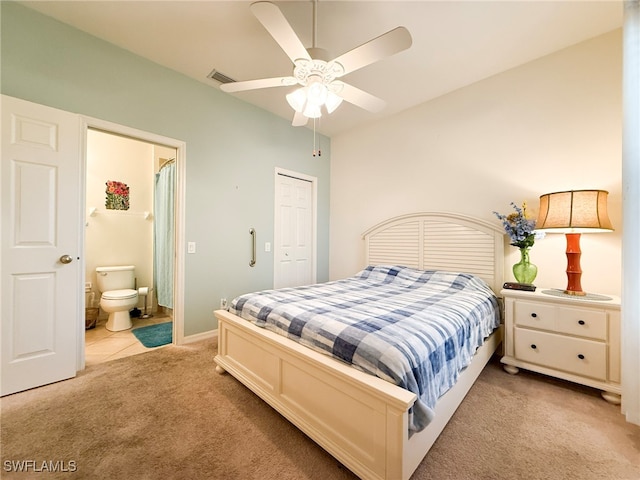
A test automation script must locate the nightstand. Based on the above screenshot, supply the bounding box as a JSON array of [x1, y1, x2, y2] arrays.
[[501, 288, 621, 404]]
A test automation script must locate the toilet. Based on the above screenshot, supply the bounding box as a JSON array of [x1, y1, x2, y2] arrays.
[[95, 265, 138, 332]]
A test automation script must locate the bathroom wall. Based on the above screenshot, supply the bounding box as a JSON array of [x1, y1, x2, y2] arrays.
[[85, 130, 155, 311]]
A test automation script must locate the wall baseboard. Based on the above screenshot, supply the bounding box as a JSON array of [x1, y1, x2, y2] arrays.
[[180, 329, 217, 345]]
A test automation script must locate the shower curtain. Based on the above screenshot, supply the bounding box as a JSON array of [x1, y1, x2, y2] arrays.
[[154, 162, 175, 309]]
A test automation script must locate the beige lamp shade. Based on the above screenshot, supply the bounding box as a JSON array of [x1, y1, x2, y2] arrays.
[[536, 190, 613, 233]]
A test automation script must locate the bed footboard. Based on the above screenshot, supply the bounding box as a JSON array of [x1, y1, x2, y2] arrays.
[[214, 309, 416, 480], [214, 309, 503, 480]]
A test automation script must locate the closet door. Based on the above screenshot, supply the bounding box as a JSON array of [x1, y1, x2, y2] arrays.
[[1, 95, 81, 395], [274, 171, 315, 289]]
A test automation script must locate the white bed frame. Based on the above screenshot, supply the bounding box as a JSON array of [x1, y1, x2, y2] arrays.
[[215, 212, 505, 480]]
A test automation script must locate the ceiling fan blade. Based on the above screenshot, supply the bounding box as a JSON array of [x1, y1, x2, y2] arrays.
[[250, 1, 311, 64], [220, 76, 297, 93], [331, 26, 412, 76], [292, 111, 308, 127], [338, 82, 387, 113]]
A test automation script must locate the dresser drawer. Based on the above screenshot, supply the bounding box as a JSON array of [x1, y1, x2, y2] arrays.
[[514, 328, 607, 381], [514, 301, 607, 340], [515, 301, 556, 330], [555, 308, 607, 340]]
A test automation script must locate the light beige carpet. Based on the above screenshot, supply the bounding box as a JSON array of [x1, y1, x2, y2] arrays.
[[1, 339, 638, 479]]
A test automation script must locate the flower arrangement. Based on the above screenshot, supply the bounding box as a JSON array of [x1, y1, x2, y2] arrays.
[[493, 202, 538, 249], [494, 202, 543, 284]]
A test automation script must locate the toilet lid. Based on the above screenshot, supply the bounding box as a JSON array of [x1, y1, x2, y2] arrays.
[[101, 289, 137, 300]]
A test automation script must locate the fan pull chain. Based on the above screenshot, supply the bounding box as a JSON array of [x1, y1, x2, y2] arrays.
[[313, 118, 316, 156], [312, 118, 321, 157]]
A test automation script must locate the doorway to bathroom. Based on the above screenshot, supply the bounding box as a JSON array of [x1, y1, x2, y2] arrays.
[[84, 128, 178, 365]]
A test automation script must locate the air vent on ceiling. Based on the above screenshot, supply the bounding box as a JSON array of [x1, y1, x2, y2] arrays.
[[207, 69, 236, 85]]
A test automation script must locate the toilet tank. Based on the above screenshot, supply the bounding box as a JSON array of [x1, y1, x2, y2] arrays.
[[95, 265, 135, 292]]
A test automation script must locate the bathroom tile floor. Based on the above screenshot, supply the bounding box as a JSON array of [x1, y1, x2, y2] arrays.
[[85, 314, 171, 366]]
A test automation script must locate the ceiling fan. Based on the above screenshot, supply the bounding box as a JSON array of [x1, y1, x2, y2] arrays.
[[220, 1, 412, 127]]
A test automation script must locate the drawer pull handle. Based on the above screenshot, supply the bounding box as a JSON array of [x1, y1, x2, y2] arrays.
[[530, 344, 537, 350], [578, 320, 585, 325], [578, 354, 585, 360], [531, 313, 537, 318]]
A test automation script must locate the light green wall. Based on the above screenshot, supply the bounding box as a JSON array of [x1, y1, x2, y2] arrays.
[[1, 2, 330, 336]]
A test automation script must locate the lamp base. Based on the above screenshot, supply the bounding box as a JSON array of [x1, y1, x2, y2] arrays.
[[563, 289, 587, 296], [564, 232, 585, 295]]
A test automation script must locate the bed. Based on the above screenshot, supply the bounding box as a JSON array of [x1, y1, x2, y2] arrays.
[[214, 212, 505, 480]]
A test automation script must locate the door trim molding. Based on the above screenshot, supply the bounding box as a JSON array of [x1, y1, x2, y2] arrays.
[[79, 116, 187, 367], [273, 167, 317, 288]]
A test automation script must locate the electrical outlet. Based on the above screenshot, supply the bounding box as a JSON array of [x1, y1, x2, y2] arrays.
[[85, 282, 92, 292], [220, 298, 228, 310]]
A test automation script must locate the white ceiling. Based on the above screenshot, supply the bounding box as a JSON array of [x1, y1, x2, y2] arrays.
[[20, 1, 623, 137]]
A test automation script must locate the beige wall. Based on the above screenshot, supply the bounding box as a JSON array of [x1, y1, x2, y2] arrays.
[[330, 30, 622, 297], [85, 130, 155, 309]]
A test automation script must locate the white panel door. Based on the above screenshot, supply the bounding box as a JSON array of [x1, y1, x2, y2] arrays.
[[274, 173, 314, 289], [1, 95, 81, 396]]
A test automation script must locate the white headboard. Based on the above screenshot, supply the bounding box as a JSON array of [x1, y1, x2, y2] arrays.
[[362, 212, 505, 293]]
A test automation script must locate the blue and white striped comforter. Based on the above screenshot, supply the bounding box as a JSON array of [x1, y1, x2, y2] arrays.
[[231, 265, 500, 433]]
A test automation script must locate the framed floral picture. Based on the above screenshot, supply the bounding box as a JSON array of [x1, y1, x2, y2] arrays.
[[105, 180, 130, 210]]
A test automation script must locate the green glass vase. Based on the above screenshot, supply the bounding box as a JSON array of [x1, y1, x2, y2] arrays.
[[513, 248, 538, 285]]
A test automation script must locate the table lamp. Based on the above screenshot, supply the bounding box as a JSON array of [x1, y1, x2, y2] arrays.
[[535, 190, 613, 296]]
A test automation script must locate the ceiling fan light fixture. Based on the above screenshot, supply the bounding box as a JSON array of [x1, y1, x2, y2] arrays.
[[303, 102, 322, 119], [325, 91, 343, 114], [306, 77, 328, 106], [287, 80, 338, 118], [286, 88, 307, 113]]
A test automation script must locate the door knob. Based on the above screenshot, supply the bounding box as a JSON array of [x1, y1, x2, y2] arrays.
[[59, 255, 73, 264]]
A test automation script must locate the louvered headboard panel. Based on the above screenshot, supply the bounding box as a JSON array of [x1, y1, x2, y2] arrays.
[[363, 212, 505, 293], [366, 220, 421, 269]]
